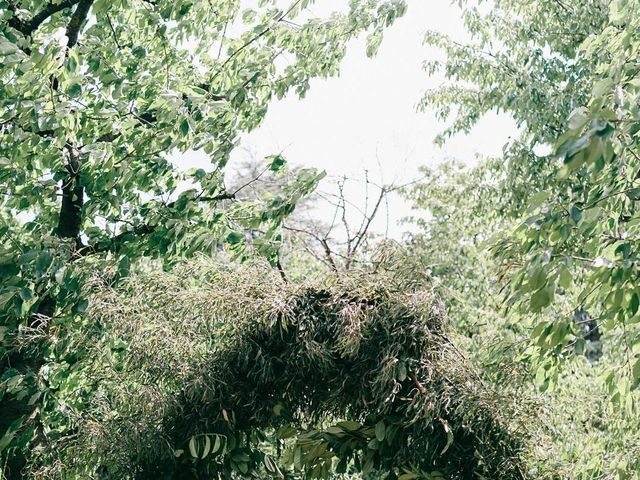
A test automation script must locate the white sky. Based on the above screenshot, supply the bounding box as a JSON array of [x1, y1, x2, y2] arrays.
[[180, 0, 519, 239]]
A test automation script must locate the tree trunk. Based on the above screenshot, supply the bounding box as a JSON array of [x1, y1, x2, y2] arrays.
[[55, 170, 84, 242]]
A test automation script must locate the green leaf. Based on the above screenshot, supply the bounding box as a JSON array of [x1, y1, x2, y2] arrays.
[[35, 251, 53, 278], [201, 435, 211, 459], [54, 267, 66, 285], [76, 298, 89, 313], [188, 436, 198, 458], [366, 29, 383, 57], [440, 419, 454, 455], [630, 292, 639, 316], [242, 8, 257, 23], [264, 454, 276, 473], [527, 191, 550, 210], [398, 473, 419, 480], [0, 38, 19, 55], [226, 231, 244, 245], [625, 188, 640, 201], [0, 416, 23, 452], [67, 83, 82, 97], [530, 287, 552, 312], [632, 358, 640, 382], [211, 434, 222, 454], [267, 154, 286, 172], [117, 256, 131, 278], [0, 289, 17, 309], [276, 426, 297, 439], [375, 420, 386, 441], [558, 266, 572, 289], [337, 420, 361, 431], [528, 268, 547, 292], [570, 206, 583, 224], [567, 107, 589, 130], [180, 118, 190, 136]]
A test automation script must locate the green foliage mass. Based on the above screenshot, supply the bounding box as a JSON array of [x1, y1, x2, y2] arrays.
[[3, 0, 640, 478], [402, 160, 510, 337], [0, 0, 406, 331], [0, 0, 408, 474], [421, 0, 640, 401], [28, 258, 527, 479], [407, 0, 640, 477], [404, 161, 640, 479]]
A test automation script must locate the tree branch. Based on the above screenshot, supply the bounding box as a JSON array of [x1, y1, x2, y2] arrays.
[[210, 0, 303, 82], [283, 225, 339, 274], [6, 0, 80, 36], [49, 0, 94, 245], [0, 117, 55, 137], [54, 147, 84, 242], [350, 185, 386, 258], [65, 0, 94, 49]]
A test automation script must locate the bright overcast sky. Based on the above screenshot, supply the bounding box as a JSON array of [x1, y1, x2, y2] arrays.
[[180, 0, 519, 238]]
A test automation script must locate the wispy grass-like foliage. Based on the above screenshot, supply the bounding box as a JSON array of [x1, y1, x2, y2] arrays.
[[33, 259, 528, 479]]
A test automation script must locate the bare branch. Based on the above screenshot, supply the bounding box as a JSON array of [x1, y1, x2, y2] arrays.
[[351, 185, 386, 258]]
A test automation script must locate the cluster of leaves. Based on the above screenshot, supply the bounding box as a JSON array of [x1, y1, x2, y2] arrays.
[[0, 0, 406, 326], [421, 0, 640, 402], [402, 158, 640, 479], [528, 351, 640, 479], [401, 160, 513, 336], [496, 0, 640, 403], [405, 0, 640, 477], [25, 258, 528, 479]]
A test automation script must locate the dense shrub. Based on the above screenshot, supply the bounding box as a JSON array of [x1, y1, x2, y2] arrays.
[[28, 259, 528, 479]]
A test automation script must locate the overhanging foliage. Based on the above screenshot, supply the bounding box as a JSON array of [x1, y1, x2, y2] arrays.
[[29, 259, 527, 479]]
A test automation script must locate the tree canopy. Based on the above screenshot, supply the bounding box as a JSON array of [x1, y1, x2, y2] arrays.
[[421, 0, 640, 402], [0, 0, 406, 322], [0, 0, 407, 474]]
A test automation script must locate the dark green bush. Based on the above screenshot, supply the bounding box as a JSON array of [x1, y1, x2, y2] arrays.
[[29, 259, 528, 479]]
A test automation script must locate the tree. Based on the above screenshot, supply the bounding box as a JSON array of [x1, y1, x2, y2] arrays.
[[402, 160, 511, 333], [283, 173, 402, 275], [421, 0, 640, 399], [405, 3, 640, 476], [0, 0, 407, 473]]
